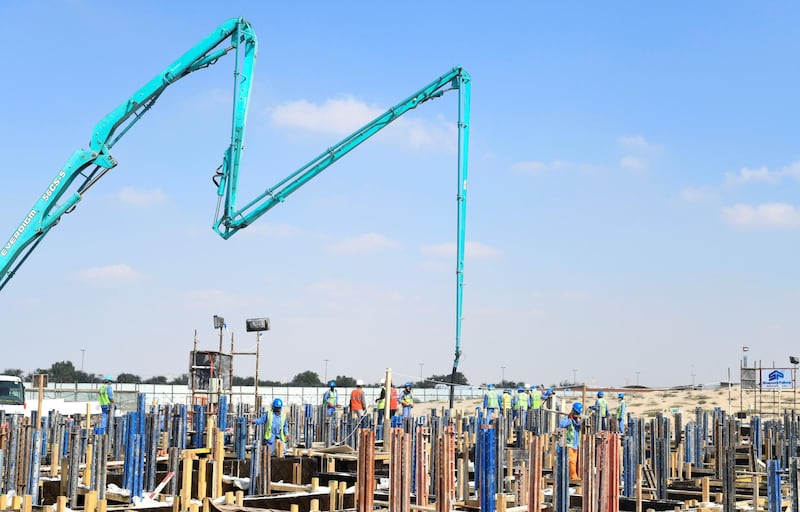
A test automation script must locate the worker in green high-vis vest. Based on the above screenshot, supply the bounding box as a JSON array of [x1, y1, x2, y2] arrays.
[[483, 383, 499, 419], [97, 375, 115, 433]]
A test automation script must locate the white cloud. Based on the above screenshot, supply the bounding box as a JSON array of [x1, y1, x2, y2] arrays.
[[721, 203, 800, 230], [679, 186, 717, 203], [420, 241, 502, 259], [618, 135, 662, 152], [326, 233, 400, 255], [73, 264, 142, 282], [617, 135, 662, 171], [117, 186, 166, 206], [725, 162, 800, 186], [270, 96, 455, 151], [620, 156, 646, 171]]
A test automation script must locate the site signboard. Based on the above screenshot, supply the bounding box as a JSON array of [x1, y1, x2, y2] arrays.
[[760, 368, 794, 389]]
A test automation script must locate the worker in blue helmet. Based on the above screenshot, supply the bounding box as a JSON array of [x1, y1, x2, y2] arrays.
[[615, 393, 627, 434], [253, 398, 290, 453], [400, 381, 414, 418], [322, 381, 338, 417], [483, 383, 499, 419], [559, 402, 583, 481], [594, 390, 609, 430], [529, 384, 543, 410]]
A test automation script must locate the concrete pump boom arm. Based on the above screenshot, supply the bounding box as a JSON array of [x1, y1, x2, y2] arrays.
[[0, 17, 256, 291], [0, 19, 470, 403]]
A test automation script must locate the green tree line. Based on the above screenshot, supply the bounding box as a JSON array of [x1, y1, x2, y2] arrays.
[[3, 362, 471, 388]]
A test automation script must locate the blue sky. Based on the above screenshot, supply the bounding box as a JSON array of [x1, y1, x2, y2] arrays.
[[1, 2, 799, 388]]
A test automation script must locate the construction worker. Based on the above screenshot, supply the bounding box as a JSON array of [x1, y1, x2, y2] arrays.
[[349, 379, 367, 420], [559, 402, 583, 481], [400, 382, 414, 418], [501, 388, 513, 414], [483, 383, 499, 418], [594, 391, 609, 430], [513, 385, 529, 421], [98, 376, 115, 433], [253, 398, 290, 454], [529, 384, 542, 410], [322, 381, 338, 417], [616, 393, 627, 434]]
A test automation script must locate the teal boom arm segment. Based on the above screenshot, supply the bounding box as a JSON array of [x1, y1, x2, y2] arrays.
[[0, 17, 256, 291]]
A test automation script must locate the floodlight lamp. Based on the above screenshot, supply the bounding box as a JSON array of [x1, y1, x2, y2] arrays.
[[213, 315, 225, 329], [791, 356, 799, 365], [245, 317, 270, 332]]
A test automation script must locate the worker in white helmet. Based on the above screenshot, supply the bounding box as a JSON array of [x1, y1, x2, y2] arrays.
[[349, 379, 367, 419]]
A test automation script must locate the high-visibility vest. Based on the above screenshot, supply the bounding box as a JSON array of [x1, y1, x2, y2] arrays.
[[324, 390, 337, 407], [515, 391, 529, 410], [484, 390, 499, 409], [596, 398, 608, 417], [401, 390, 413, 406], [350, 388, 365, 411], [263, 410, 287, 443], [530, 389, 542, 409], [98, 385, 111, 406], [563, 417, 579, 448], [390, 388, 399, 410], [616, 401, 626, 419], [501, 393, 512, 409]]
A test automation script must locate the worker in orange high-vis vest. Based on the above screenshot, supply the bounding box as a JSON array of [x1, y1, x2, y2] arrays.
[[349, 379, 367, 419]]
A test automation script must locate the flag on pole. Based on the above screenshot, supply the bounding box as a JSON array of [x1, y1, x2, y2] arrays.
[[742, 346, 750, 352]]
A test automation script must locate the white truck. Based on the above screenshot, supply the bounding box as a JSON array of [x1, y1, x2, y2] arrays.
[[0, 375, 26, 414]]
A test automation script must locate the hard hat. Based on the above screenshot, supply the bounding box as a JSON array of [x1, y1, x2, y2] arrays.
[[404, 381, 412, 387], [572, 402, 583, 415], [517, 386, 524, 392], [104, 376, 113, 382], [618, 392, 625, 399], [529, 384, 536, 390], [356, 379, 364, 386], [329, 381, 336, 387], [597, 390, 604, 397], [524, 383, 530, 389], [504, 388, 511, 393], [487, 383, 494, 389], [380, 378, 385, 384], [548, 388, 554, 394], [272, 398, 283, 408]]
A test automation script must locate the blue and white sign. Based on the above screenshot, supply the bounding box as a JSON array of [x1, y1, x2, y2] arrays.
[[761, 368, 794, 389]]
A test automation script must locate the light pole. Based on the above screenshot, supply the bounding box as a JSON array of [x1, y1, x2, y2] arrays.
[[80, 349, 86, 373], [636, 371, 640, 386], [245, 318, 270, 410], [419, 362, 424, 381], [500, 366, 506, 385], [324, 359, 329, 383], [691, 365, 696, 388], [572, 368, 577, 384], [791, 356, 799, 411]]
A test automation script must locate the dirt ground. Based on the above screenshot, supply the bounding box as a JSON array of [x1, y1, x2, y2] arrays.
[[421, 385, 796, 419]]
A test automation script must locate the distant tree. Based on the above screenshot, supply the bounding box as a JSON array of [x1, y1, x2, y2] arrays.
[[143, 376, 168, 385], [34, 361, 77, 383], [417, 372, 469, 388], [169, 374, 189, 385], [116, 373, 141, 384], [232, 376, 254, 386], [259, 379, 282, 386], [1, 368, 24, 377], [290, 371, 322, 387], [333, 375, 356, 387]]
